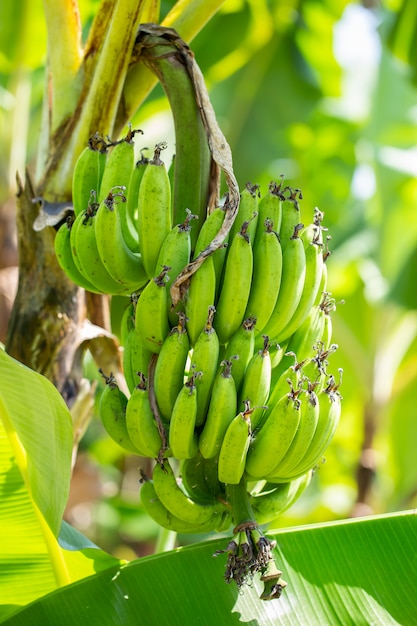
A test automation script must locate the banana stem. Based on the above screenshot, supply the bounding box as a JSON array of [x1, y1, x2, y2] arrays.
[[134, 26, 212, 249], [225, 477, 256, 529]]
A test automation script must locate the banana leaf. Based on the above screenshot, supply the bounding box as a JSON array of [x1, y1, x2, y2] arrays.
[[2, 510, 416, 625]]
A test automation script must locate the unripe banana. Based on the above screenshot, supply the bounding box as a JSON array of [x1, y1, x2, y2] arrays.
[[268, 387, 320, 478], [214, 221, 254, 345], [245, 390, 302, 479], [125, 372, 164, 458], [193, 206, 227, 296], [244, 218, 283, 333], [249, 471, 311, 525], [254, 179, 284, 240], [119, 296, 136, 346], [94, 188, 149, 291], [181, 451, 218, 504], [228, 182, 259, 245], [54, 216, 99, 293], [70, 199, 132, 295], [185, 255, 216, 346], [222, 316, 257, 394], [274, 219, 324, 343], [218, 401, 253, 484], [199, 360, 238, 459], [140, 478, 220, 534], [124, 153, 149, 253], [98, 370, 140, 454], [137, 143, 172, 278], [134, 266, 171, 353], [279, 187, 302, 251], [168, 370, 200, 459], [72, 133, 108, 216], [285, 375, 342, 478], [152, 459, 223, 525], [156, 210, 195, 325], [262, 223, 307, 341], [238, 335, 271, 429], [190, 306, 220, 427], [153, 312, 190, 421]]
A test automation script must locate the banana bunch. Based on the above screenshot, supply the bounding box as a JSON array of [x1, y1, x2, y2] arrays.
[[61, 145, 343, 597]]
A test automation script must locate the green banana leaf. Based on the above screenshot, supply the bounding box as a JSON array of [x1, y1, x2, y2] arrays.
[[2, 510, 416, 625], [0, 349, 121, 621]]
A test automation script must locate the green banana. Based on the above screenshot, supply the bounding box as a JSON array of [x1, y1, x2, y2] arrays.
[[274, 219, 324, 343], [249, 471, 311, 525], [222, 316, 257, 394], [153, 312, 190, 421], [152, 459, 223, 525], [218, 401, 253, 484], [122, 325, 153, 393], [70, 199, 132, 295], [134, 266, 171, 353], [124, 152, 149, 254], [94, 189, 149, 291], [193, 206, 228, 297], [284, 375, 342, 478], [254, 178, 284, 240], [140, 477, 221, 534], [98, 370, 140, 454], [268, 387, 320, 479], [244, 218, 283, 333], [238, 336, 272, 429], [199, 359, 238, 460], [181, 451, 226, 504], [214, 221, 254, 345], [262, 223, 306, 341], [228, 182, 260, 245], [245, 390, 302, 479], [119, 296, 136, 346], [168, 370, 200, 459], [279, 187, 302, 251], [54, 216, 99, 292], [137, 143, 172, 279], [185, 254, 216, 346], [189, 306, 220, 427], [72, 132, 108, 216], [156, 210, 195, 325], [125, 372, 165, 458]]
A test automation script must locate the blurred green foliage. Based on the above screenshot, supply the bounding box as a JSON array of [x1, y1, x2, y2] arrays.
[[2, 0, 417, 558]]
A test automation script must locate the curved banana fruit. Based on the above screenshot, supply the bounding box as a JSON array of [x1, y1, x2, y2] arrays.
[[218, 401, 252, 484], [214, 221, 254, 345], [137, 143, 172, 278], [262, 223, 306, 341], [275, 217, 324, 343], [279, 187, 302, 251], [152, 459, 224, 525], [156, 211, 195, 325], [185, 255, 216, 346], [181, 451, 226, 503], [193, 206, 227, 296], [238, 336, 271, 429], [125, 372, 165, 458], [249, 471, 311, 525], [228, 182, 259, 244], [122, 325, 153, 393], [222, 316, 257, 394], [245, 218, 283, 333], [168, 370, 200, 459], [245, 390, 302, 479], [254, 179, 284, 240], [199, 359, 238, 460], [124, 153, 149, 254], [190, 306, 220, 427], [98, 370, 140, 454], [153, 312, 190, 421], [134, 266, 171, 353], [268, 387, 320, 479], [94, 189, 149, 291], [70, 200, 132, 295], [140, 478, 221, 534], [54, 216, 99, 292], [72, 133, 108, 216]]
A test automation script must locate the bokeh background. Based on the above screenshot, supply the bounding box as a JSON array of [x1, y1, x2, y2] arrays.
[[1, 0, 417, 560]]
